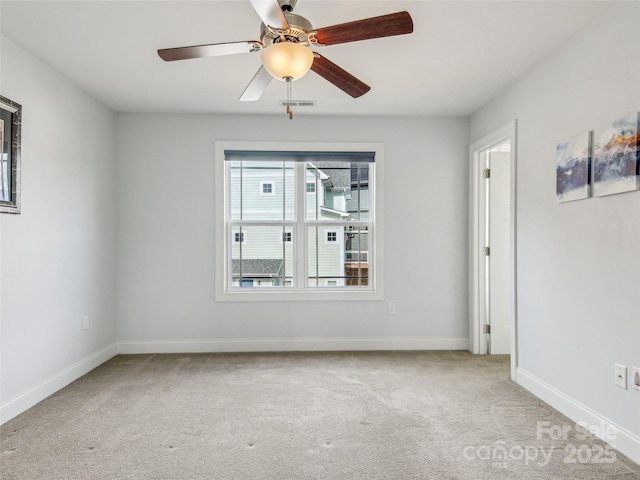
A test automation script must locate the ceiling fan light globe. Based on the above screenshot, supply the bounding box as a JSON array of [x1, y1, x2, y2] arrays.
[[260, 42, 313, 81]]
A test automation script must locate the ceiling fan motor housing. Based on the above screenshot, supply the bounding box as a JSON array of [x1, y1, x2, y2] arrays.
[[260, 13, 314, 46]]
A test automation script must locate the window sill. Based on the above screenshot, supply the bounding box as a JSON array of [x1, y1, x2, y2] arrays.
[[215, 287, 383, 302]]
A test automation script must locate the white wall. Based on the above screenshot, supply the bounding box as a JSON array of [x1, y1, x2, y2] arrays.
[[0, 36, 118, 420], [470, 1, 640, 452], [115, 114, 469, 350]]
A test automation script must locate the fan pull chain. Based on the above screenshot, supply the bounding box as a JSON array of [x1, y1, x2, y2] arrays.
[[286, 77, 293, 120]]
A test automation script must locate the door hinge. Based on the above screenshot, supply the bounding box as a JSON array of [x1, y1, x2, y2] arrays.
[[483, 168, 491, 179], [483, 324, 491, 334], [484, 246, 490, 256]]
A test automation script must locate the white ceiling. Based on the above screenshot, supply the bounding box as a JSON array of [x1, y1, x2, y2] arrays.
[[0, 0, 613, 117]]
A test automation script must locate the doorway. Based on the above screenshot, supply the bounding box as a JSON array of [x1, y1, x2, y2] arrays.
[[469, 121, 517, 380]]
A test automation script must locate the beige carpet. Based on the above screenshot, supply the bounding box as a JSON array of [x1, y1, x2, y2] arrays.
[[1, 351, 638, 479]]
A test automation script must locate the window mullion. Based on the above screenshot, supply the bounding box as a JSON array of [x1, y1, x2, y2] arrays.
[[314, 164, 319, 221], [295, 162, 306, 290], [239, 160, 244, 286], [225, 162, 231, 289], [281, 161, 286, 286]]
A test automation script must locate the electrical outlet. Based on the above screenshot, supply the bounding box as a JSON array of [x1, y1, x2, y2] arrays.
[[388, 303, 396, 315], [632, 366, 640, 391], [83, 315, 90, 330], [614, 364, 627, 389]]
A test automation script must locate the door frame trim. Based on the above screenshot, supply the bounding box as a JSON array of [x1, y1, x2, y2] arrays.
[[469, 120, 518, 381]]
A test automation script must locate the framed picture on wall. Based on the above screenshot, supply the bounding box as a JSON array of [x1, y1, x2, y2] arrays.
[[0, 95, 22, 214], [592, 112, 640, 197], [556, 131, 591, 202]]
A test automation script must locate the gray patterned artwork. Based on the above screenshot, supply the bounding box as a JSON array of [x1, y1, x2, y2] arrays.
[[592, 112, 640, 197], [556, 131, 591, 202]]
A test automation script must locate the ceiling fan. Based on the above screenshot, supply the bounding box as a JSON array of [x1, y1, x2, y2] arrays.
[[158, 0, 413, 114]]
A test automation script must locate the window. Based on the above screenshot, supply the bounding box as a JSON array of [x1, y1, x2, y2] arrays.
[[351, 161, 369, 186], [325, 230, 338, 244], [215, 141, 384, 301], [260, 181, 274, 195]]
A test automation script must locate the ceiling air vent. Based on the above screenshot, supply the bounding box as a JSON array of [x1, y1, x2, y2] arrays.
[[280, 100, 316, 107]]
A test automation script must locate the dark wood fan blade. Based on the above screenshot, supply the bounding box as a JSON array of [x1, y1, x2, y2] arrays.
[[239, 66, 273, 101], [249, 0, 289, 30], [314, 11, 413, 46], [310, 54, 370, 98], [158, 41, 262, 62]]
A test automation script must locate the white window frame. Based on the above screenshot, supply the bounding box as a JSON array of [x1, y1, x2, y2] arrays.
[[215, 141, 384, 302], [306, 182, 316, 194]]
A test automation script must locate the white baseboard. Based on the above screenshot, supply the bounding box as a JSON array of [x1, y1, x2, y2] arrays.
[[0, 343, 118, 425], [516, 367, 640, 466], [117, 337, 470, 354]]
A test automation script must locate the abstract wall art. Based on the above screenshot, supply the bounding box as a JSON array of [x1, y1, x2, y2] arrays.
[[592, 112, 640, 197], [556, 131, 591, 202]]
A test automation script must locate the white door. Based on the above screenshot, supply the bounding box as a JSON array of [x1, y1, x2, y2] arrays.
[[487, 151, 511, 354]]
